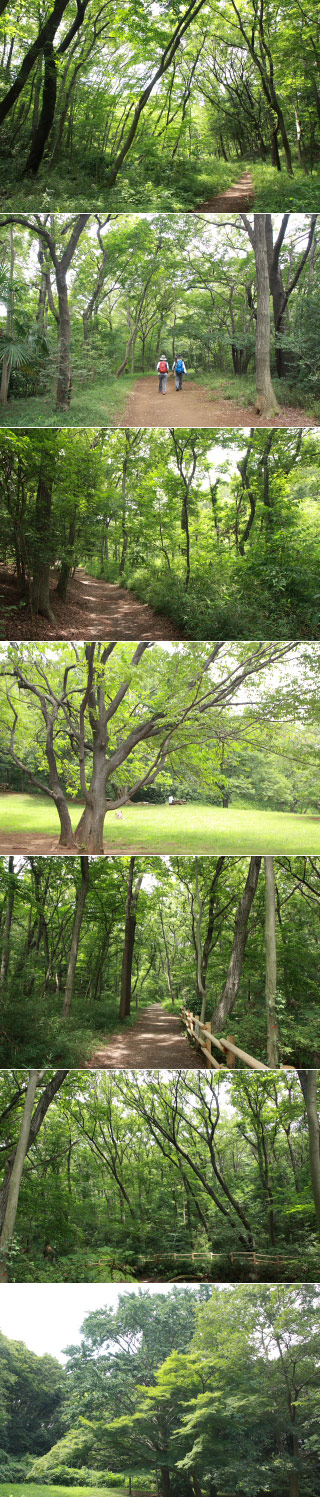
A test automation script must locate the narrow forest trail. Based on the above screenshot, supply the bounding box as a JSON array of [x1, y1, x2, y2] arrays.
[[194, 171, 254, 213], [121, 375, 314, 429], [0, 566, 181, 640], [89, 1002, 206, 1069]]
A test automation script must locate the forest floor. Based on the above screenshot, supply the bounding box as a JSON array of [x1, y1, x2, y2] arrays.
[[121, 375, 315, 428], [1, 797, 320, 853], [194, 170, 254, 211], [0, 567, 181, 640], [89, 1002, 205, 1068]]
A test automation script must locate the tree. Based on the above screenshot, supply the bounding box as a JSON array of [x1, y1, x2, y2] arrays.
[[0, 1069, 69, 1268], [298, 1069, 320, 1230], [242, 214, 280, 416], [0, 214, 90, 406], [1, 641, 293, 852], [265, 855, 280, 1065], [119, 857, 143, 1021]]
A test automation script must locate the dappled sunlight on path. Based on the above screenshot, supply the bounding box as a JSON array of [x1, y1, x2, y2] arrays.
[[89, 1002, 205, 1069]]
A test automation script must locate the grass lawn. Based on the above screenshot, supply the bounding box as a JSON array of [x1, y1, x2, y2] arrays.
[[0, 376, 133, 429], [0, 1488, 122, 1496], [0, 794, 320, 853]]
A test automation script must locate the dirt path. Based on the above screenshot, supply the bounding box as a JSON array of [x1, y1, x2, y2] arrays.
[[194, 171, 254, 213], [89, 1002, 205, 1069], [121, 375, 314, 429], [0, 566, 181, 640]]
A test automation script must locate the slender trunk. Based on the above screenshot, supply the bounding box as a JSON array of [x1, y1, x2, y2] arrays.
[[55, 266, 72, 408], [265, 856, 280, 1065], [298, 1070, 320, 1230], [119, 859, 142, 1020], [0, 226, 14, 406], [0, 855, 15, 988], [159, 908, 175, 1003], [31, 444, 56, 623], [62, 857, 89, 1016], [0, 1071, 42, 1268], [254, 215, 280, 417], [0, 1070, 68, 1262], [23, 42, 57, 176], [212, 857, 261, 1031]]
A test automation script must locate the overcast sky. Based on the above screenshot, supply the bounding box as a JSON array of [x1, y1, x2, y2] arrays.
[[0, 1283, 187, 1362]]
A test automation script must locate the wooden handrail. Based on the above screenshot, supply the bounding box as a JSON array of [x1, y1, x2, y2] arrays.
[[181, 1006, 269, 1070]]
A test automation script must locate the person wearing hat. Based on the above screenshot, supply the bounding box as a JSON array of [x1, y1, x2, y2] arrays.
[[157, 353, 170, 393]]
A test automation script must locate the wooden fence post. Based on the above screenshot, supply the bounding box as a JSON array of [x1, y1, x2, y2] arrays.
[[226, 1034, 236, 1067]]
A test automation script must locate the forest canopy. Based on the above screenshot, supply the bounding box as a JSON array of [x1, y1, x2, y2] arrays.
[[1, 425, 320, 641], [0, 212, 319, 422], [0, 1070, 319, 1286], [0, 854, 320, 1068], [1, 1285, 320, 1495], [0, 0, 319, 209]]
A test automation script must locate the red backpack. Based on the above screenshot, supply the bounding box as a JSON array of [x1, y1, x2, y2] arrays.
[[159, 358, 167, 372]]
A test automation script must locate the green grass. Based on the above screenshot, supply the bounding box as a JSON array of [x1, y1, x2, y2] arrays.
[[0, 376, 132, 428], [1, 793, 320, 852], [1, 147, 319, 211], [197, 369, 319, 419], [251, 161, 320, 209], [0, 1488, 121, 1496]]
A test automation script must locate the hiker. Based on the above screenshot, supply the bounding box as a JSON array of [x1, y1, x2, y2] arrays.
[[173, 356, 187, 390], [157, 353, 170, 393]]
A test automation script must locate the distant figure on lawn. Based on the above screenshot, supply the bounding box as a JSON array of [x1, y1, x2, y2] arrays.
[[173, 356, 187, 389], [157, 353, 170, 393]]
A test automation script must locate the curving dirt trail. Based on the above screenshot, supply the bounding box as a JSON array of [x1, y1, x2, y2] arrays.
[[121, 375, 314, 429], [0, 566, 180, 640], [89, 1002, 205, 1069], [194, 171, 254, 213]]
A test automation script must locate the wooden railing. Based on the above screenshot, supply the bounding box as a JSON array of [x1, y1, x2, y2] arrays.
[[181, 1006, 269, 1070]]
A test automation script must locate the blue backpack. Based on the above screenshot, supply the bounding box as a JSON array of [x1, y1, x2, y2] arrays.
[[176, 358, 184, 373]]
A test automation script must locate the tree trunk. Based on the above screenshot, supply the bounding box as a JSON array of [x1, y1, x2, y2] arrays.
[[0, 226, 14, 406], [119, 859, 142, 1020], [160, 908, 175, 1003], [31, 443, 56, 622], [265, 856, 280, 1065], [298, 1070, 320, 1230], [0, 855, 15, 988], [159, 1467, 171, 1497], [62, 856, 89, 1016], [254, 215, 279, 417], [212, 857, 261, 1031], [0, 1070, 69, 1265], [0, 1070, 42, 1269], [23, 42, 57, 175], [55, 266, 72, 407]]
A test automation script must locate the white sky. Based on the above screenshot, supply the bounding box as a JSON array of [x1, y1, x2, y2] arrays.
[[0, 1283, 186, 1362]]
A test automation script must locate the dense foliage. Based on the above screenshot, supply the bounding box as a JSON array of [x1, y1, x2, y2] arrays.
[[0, 213, 319, 420], [1, 426, 320, 639], [0, 1070, 319, 1283], [0, 0, 319, 208], [1, 1285, 320, 1494], [0, 855, 320, 1066]]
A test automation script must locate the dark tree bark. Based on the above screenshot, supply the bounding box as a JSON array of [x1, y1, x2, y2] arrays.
[[23, 43, 57, 176], [212, 857, 262, 1031]]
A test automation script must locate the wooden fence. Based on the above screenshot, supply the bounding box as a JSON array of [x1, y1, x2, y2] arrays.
[[181, 1006, 268, 1070]]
